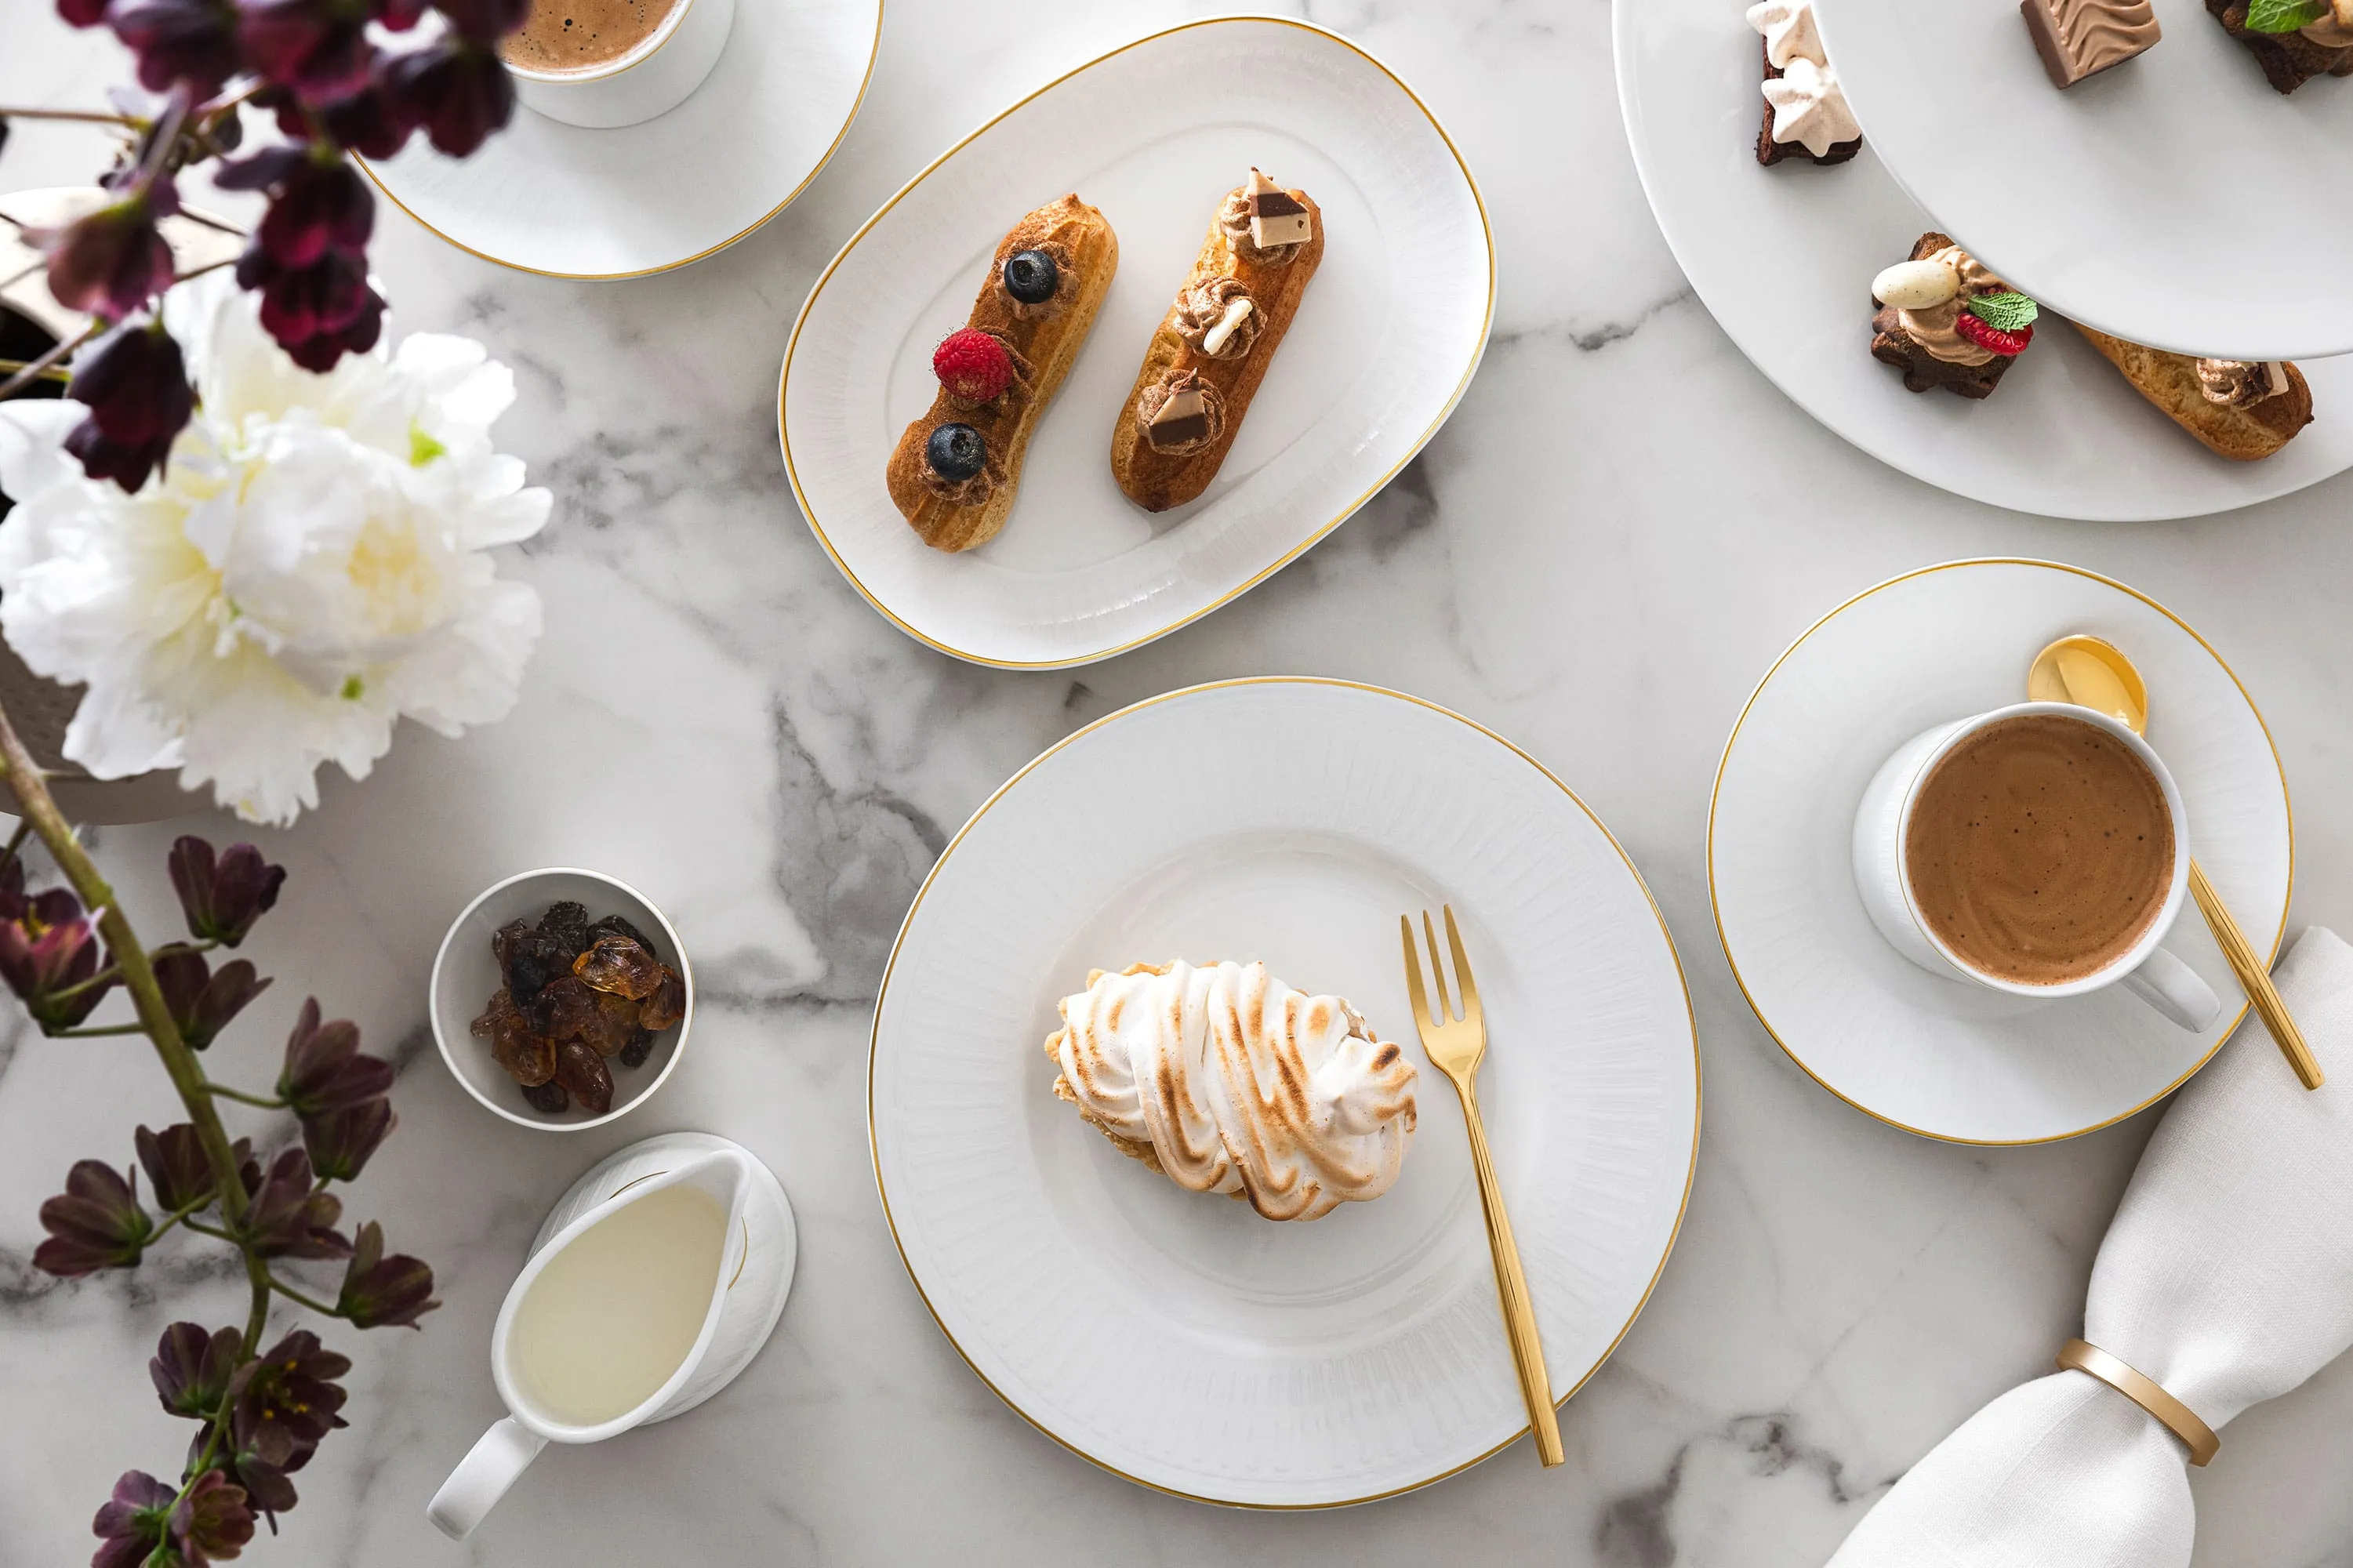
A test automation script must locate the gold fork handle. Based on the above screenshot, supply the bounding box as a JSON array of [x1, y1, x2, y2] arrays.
[[2188, 858, 2322, 1090], [1454, 1076, 1565, 1467]]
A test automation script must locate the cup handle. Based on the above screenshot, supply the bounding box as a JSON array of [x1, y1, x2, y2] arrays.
[[2122, 947, 2221, 1033], [427, 1417, 547, 1540]]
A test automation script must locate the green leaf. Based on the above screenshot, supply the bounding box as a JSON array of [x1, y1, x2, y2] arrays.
[[1966, 292, 2040, 332], [2243, 0, 2328, 32]]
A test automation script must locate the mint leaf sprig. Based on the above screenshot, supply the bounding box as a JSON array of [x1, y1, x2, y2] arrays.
[[2244, 0, 2329, 33], [1965, 292, 2040, 332]]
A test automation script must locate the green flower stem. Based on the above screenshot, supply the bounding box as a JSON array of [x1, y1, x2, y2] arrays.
[[205, 1083, 289, 1109], [45, 961, 125, 1002], [0, 105, 140, 125], [0, 358, 72, 384], [0, 321, 97, 402], [0, 698, 278, 1362], [53, 1021, 149, 1036], [267, 1276, 342, 1318]]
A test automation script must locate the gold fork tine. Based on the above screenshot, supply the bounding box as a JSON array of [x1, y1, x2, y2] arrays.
[[1422, 910, 1454, 1022], [1400, 915, 1434, 1032], [1443, 905, 1480, 1022]]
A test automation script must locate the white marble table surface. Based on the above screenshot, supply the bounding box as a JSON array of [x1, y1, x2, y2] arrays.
[[5, 3, 2353, 1565]]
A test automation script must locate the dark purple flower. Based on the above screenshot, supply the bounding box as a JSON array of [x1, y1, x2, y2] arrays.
[[239, 0, 375, 104], [135, 1123, 256, 1212], [92, 1470, 175, 1568], [230, 1327, 350, 1446], [34, 1160, 151, 1276], [303, 1096, 395, 1182], [153, 948, 272, 1050], [35, 181, 178, 319], [277, 997, 393, 1116], [240, 1149, 350, 1259], [152, 1323, 242, 1420], [0, 885, 118, 1029], [108, 0, 242, 99], [170, 1468, 254, 1566], [238, 150, 372, 268], [59, 0, 113, 26], [314, 82, 414, 158], [236, 241, 383, 370], [378, 36, 513, 157], [169, 839, 286, 948], [63, 320, 195, 492], [433, 0, 528, 42], [372, 0, 428, 26], [337, 1219, 438, 1328]]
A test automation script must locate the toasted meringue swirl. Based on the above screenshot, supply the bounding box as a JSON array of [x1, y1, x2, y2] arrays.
[[1047, 960, 1418, 1221]]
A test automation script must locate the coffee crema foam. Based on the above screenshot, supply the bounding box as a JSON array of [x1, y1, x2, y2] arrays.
[[1904, 713, 2173, 985], [499, 0, 680, 73]]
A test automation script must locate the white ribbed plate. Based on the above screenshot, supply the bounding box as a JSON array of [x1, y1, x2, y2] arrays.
[[870, 680, 1697, 1505], [1710, 560, 2292, 1145], [779, 18, 1492, 668]]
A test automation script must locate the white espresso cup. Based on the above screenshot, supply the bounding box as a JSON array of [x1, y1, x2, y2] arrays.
[[504, 0, 738, 130], [1851, 701, 2220, 1031]]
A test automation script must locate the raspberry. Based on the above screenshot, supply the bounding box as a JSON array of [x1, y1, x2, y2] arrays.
[[932, 328, 1015, 403], [1954, 310, 2033, 358]]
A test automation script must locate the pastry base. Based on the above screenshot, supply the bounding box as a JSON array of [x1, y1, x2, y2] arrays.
[[1868, 232, 2019, 400], [2208, 0, 2353, 92], [2069, 324, 2315, 460]]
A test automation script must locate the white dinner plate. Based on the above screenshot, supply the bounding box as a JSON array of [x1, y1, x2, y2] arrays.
[[360, 0, 881, 278], [870, 680, 1698, 1505], [1813, 0, 2353, 361], [1710, 559, 2291, 1145], [1612, 0, 2353, 521], [779, 18, 1492, 668]]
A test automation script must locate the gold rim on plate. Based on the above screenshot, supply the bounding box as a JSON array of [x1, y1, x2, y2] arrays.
[[776, 16, 1497, 670], [357, 1, 885, 280], [1706, 557, 2293, 1148], [867, 676, 1701, 1508]]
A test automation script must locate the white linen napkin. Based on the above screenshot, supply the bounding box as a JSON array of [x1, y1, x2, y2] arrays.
[[1828, 926, 2353, 1568]]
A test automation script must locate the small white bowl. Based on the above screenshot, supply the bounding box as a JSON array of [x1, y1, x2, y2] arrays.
[[430, 869, 693, 1131]]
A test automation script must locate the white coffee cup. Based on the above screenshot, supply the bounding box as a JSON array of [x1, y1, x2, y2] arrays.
[[1851, 701, 2219, 1030], [503, 0, 738, 130]]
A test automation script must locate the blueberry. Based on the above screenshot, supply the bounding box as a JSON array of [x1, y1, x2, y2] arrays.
[[1002, 249, 1058, 305], [926, 423, 987, 482]]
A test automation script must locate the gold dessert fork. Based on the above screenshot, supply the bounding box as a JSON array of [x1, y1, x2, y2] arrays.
[[1400, 906, 1565, 1468]]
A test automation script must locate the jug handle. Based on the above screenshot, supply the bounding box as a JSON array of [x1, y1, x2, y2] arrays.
[[427, 1417, 548, 1539]]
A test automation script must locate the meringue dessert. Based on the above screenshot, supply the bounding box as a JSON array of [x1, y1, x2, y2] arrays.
[[1045, 960, 1418, 1222]]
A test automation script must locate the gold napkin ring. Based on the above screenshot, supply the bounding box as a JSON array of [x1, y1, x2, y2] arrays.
[[2056, 1338, 2220, 1467]]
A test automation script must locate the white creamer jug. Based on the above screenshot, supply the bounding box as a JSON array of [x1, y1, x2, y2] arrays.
[[427, 1132, 795, 1537]]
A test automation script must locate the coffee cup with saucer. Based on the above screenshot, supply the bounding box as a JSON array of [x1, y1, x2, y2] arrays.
[[500, 0, 736, 130], [1851, 700, 2219, 1032]]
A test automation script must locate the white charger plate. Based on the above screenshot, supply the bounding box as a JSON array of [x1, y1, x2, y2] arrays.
[[1710, 560, 2291, 1145], [360, 0, 881, 278], [779, 18, 1492, 669], [1612, 0, 2353, 521], [1813, 0, 2353, 361], [870, 680, 1698, 1505]]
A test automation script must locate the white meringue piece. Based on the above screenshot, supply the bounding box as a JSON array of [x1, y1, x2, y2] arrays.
[[1047, 960, 1418, 1222], [1746, 0, 1828, 68], [1761, 56, 1861, 158], [1872, 258, 1960, 310]]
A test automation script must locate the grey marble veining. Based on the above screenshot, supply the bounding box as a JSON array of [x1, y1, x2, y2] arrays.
[[5, 2, 2353, 1564]]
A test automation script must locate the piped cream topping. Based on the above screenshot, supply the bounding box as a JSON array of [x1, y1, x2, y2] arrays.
[[1897, 245, 2010, 366]]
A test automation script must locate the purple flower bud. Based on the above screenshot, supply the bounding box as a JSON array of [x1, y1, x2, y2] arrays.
[[337, 1220, 439, 1328], [378, 36, 514, 157], [168, 837, 286, 947], [256, 153, 374, 268], [35, 184, 178, 319], [34, 1160, 151, 1276], [237, 242, 384, 372], [278, 996, 394, 1116], [107, 0, 242, 99], [316, 81, 415, 158], [92, 1471, 175, 1568], [153, 947, 272, 1050], [135, 1122, 256, 1211], [373, 0, 429, 27], [151, 1323, 242, 1420], [303, 1095, 395, 1181], [61, 320, 195, 492], [238, 0, 376, 104], [241, 1148, 351, 1259], [228, 1327, 351, 1445], [433, 0, 528, 43], [170, 1468, 255, 1566], [0, 886, 118, 1029], [59, 0, 113, 26]]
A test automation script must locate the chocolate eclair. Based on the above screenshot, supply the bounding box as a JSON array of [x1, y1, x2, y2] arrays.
[[2071, 326, 2315, 459], [885, 194, 1117, 552], [1109, 169, 1323, 513]]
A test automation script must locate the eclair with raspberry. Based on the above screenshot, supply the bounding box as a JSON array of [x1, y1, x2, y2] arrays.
[[1109, 169, 1324, 513], [887, 194, 1118, 552]]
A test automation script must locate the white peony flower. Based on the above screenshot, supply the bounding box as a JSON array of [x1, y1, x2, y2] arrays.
[[0, 272, 551, 826]]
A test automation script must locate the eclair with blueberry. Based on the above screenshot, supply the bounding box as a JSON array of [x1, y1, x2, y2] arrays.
[[2070, 326, 2315, 459], [1868, 232, 2039, 400], [1109, 169, 1324, 513], [887, 194, 1118, 552]]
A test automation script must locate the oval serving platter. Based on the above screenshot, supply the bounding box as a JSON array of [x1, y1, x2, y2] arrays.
[[778, 16, 1493, 669]]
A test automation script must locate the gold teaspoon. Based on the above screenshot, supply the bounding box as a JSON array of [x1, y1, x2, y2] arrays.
[[2028, 634, 2322, 1090]]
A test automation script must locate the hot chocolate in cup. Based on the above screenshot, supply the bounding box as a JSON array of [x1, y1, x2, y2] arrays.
[[1851, 701, 2220, 1031], [497, 0, 736, 130]]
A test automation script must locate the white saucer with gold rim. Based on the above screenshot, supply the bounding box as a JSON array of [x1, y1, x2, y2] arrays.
[[1708, 558, 2291, 1145], [359, 0, 881, 278]]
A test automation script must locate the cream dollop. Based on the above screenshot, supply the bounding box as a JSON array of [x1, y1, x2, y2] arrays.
[[1746, 0, 1826, 67], [1047, 960, 1418, 1222], [2195, 358, 2289, 406], [1759, 57, 1861, 158], [2303, 0, 2353, 46], [1897, 245, 2009, 366]]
